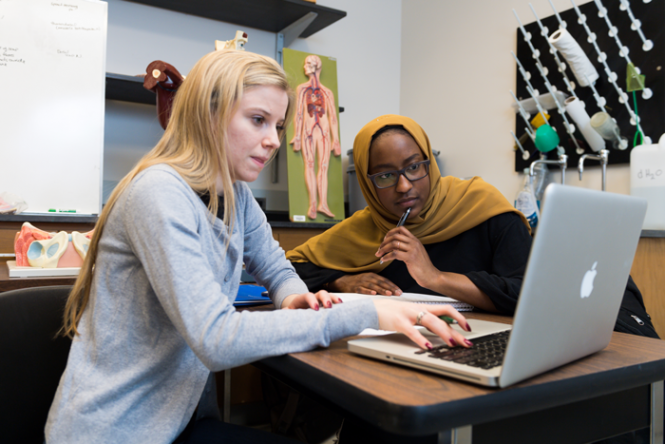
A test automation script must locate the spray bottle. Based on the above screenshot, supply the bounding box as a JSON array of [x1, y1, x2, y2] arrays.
[[515, 168, 539, 231]]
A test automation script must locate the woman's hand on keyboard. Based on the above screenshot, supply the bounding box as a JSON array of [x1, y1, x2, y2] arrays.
[[373, 300, 473, 350]]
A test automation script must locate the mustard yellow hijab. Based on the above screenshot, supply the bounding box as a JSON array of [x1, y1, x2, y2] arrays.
[[286, 115, 530, 273]]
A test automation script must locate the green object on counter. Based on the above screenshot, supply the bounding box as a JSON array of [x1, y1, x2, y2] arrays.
[[534, 124, 559, 153]]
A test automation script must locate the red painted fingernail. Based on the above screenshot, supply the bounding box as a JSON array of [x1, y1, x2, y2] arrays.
[[426, 343, 433, 350], [314, 305, 319, 311], [338, 298, 344, 303], [465, 339, 473, 347], [326, 301, 332, 308], [450, 338, 457, 347], [466, 322, 472, 332]]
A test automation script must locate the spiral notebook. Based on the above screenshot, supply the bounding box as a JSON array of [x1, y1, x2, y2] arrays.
[[333, 292, 474, 311]]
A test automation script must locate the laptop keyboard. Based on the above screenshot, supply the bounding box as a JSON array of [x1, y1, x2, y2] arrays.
[[414, 330, 510, 370]]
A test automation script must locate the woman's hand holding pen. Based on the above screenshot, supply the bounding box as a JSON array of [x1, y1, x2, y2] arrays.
[[281, 290, 343, 310], [375, 226, 439, 289], [329, 273, 402, 296], [376, 227, 498, 312], [374, 300, 473, 350]]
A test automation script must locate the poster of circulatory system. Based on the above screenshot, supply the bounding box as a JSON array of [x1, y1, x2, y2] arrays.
[[284, 48, 344, 224]]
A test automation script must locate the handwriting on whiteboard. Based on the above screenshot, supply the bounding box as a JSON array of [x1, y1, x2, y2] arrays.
[[0, 0, 107, 215], [51, 22, 101, 32], [57, 48, 82, 59], [0, 46, 24, 67], [51, 2, 79, 11]]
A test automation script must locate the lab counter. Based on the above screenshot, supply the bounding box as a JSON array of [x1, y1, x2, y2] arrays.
[[640, 230, 665, 238], [1, 214, 664, 339]]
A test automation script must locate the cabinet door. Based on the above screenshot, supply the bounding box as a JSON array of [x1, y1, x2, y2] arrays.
[[272, 228, 327, 252], [631, 237, 665, 338]]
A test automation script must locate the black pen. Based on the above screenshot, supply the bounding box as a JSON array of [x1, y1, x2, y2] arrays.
[[380, 207, 411, 264], [396, 207, 411, 228]]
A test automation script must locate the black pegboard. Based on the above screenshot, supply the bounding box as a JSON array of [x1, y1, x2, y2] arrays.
[[514, 0, 664, 172]]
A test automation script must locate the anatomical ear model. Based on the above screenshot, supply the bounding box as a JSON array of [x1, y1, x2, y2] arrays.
[[215, 30, 248, 51], [14, 222, 93, 268], [142, 61, 185, 130], [289, 55, 341, 220], [14, 223, 51, 266]]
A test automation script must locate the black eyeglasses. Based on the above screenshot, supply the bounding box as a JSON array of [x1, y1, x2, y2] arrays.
[[367, 159, 430, 189]]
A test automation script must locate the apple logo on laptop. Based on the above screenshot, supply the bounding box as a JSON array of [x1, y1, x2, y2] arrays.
[[580, 261, 598, 298]]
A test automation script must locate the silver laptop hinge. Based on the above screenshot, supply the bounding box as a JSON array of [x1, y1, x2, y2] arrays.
[[438, 424, 472, 444]]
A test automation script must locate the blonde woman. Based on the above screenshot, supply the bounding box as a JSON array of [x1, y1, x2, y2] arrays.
[[45, 51, 471, 444]]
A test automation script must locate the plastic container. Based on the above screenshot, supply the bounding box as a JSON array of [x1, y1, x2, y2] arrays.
[[630, 134, 665, 229], [515, 168, 539, 231]]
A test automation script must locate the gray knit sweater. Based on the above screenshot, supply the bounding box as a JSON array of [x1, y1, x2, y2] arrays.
[[45, 165, 378, 443]]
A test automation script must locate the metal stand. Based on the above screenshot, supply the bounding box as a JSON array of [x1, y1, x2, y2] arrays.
[[223, 369, 231, 423], [530, 154, 568, 184], [438, 425, 472, 444], [578, 149, 609, 191], [652, 381, 664, 444], [275, 12, 318, 66]]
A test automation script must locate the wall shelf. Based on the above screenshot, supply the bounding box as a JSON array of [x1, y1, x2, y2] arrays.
[[106, 1, 347, 106], [0, 214, 98, 224], [0, 212, 336, 229], [105, 72, 345, 113], [106, 73, 155, 105], [124, 0, 346, 39]]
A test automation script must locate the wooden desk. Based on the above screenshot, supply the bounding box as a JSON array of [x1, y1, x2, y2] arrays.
[[255, 312, 665, 444]]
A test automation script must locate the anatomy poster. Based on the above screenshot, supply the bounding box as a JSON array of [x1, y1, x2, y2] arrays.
[[284, 48, 344, 224]]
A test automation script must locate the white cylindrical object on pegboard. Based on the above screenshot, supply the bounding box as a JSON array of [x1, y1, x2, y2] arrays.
[[549, 28, 599, 87], [565, 96, 605, 152]]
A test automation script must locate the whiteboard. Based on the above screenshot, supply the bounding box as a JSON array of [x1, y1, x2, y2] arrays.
[[0, 0, 107, 215]]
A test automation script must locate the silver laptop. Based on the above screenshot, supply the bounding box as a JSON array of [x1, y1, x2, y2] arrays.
[[348, 184, 647, 387]]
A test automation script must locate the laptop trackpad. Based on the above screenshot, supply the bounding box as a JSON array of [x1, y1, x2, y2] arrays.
[[420, 319, 511, 341]]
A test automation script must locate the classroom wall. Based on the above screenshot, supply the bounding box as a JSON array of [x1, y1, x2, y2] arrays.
[[103, 0, 402, 210], [400, 0, 632, 201]]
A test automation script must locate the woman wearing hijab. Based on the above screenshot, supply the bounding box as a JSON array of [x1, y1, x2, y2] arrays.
[[286, 114, 533, 313], [286, 114, 658, 444], [287, 114, 660, 339]]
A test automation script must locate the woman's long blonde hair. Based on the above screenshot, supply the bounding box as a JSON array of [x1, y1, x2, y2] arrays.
[[62, 50, 294, 337]]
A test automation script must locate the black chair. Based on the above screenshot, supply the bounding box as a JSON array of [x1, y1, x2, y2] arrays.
[[0, 285, 73, 444]]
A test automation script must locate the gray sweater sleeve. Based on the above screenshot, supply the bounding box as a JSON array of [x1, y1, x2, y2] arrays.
[[235, 182, 308, 309], [122, 170, 379, 371]]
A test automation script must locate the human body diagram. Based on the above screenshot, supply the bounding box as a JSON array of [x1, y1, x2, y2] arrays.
[[290, 55, 341, 220]]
